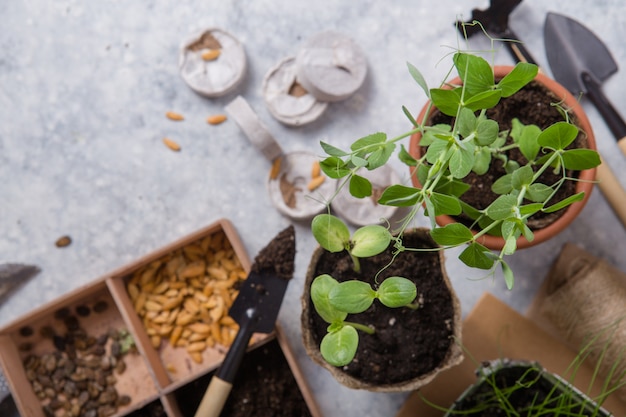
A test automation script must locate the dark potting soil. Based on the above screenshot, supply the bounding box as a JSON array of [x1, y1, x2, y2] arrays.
[[251, 225, 296, 280], [427, 80, 589, 230], [175, 338, 313, 417], [453, 364, 603, 416], [306, 231, 456, 385]]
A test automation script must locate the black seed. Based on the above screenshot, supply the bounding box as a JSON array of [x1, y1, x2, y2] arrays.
[[76, 304, 91, 317]]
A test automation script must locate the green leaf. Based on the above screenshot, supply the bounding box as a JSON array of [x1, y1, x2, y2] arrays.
[[501, 261, 515, 290], [560, 149, 601, 170], [320, 156, 351, 179], [430, 88, 462, 116], [492, 174, 513, 195], [475, 119, 499, 146], [459, 242, 495, 270], [503, 235, 517, 255], [402, 105, 419, 128], [430, 223, 474, 246], [407, 62, 430, 98], [433, 177, 471, 198], [537, 122, 579, 150], [424, 197, 437, 229], [457, 107, 477, 138], [421, 124, 451, 146], [329, 280, 376, 314], [510, 118, 541, 162], [351, 132, 387, 151], [311, 214, 349, 252], [349, 175, 372, 198], [378, 184, 422, 207], [320, 141, 348, 157], [519, 202, 544, 216], [377, 277, 417, 308], [426, 137, 451, 164], [486, 194, 518, 220], [399, 144, 417, 166], [543, 192, 585, 213], [472, 147, 491, 175], [430, 192, 462, 215], [464, 90, 502, 112], [311, 275, 348, 324], [497, 63, 538, 97], [320, 325, 358, 366], [450, 145, 474, 178], [350, 155, 368, 168], [511, 165, 534, 190], [526, 183, 553, 203], [453, 53, 494, 96], [352, 225, 391, 257], [368, 143, 396, 169], [460, 200, 482, 221]]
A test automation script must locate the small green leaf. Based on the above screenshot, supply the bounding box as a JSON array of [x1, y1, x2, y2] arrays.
[[368, 143, 396, 169], [407, 62, 430, 98], [433, 177, 471, 197], [430, 192, 462, 215], [510, 118, 541, 162], [497, 63, 538, 97], [430, 223, 474, 246], [311, 275, 347, 324], [501, 261, 515, 290], [504, 160, 520, 174], [399, 144, 417, 166], [459, 242, 495, 270], [320, 141, 348, 157], [426, 137, 451, 164], [311, 214, 349, 252], [424, 197, 437, 229], [460, 201, 482, 221], [492, 174, 513, 195], [377, 277, 417, 308], [430, 88, 462, 116], [453, 53, 494, 96], [349, 175, 372, 198], [329, 280, 376, 314], [352, 225, 391, 257], [486, 194, 518, 220], [450, 145, 475, 178], [472, 147, 491, 175], [526, 183, 553, 203], [350, 155, 368, 168], [402, 105, 419, 128], [522, 224, 534, 242], [475, 119, 499, 146], [560, 149, 601, 170], [511, 165, 534, 190], [537, 122, 579, 150], [378, 184, 422, 207], [543, 192, 585, 213], [457, 107, 477, 138], [320, 156, 351, 178], [503, 235, 517, 255], [464, 90, 502, 111], [320, 325, 358, 366], [519, 202, 544, 216], [351, 132, 387, 151]]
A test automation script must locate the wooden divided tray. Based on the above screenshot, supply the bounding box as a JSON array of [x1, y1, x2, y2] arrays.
[[0, 219, 321, 417]]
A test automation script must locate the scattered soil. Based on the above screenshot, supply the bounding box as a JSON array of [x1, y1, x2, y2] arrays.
[[306, 230, 456, 385], [425, 80, 589, 230], [175, 338, 313, 417], [251, 225, 296, 280], [452, 363, 604, 416]]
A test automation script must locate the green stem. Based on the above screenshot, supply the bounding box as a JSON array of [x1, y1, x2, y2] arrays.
[[345, 321, 375, 335], [350, 253, 361, 273]]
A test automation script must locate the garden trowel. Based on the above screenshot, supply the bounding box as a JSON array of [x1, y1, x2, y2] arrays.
[[544, 12, 626, 228], [193, 226, 295, 417]]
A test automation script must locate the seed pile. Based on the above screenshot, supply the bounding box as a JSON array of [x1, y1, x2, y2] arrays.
[[18, 301, 136, 417], [126, 230, 246, 364]]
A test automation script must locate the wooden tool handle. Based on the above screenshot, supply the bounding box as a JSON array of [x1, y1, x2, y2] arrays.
[[619, 136, 626, 157], [194, 376, 232, 417], [596, 158, 626, 230]]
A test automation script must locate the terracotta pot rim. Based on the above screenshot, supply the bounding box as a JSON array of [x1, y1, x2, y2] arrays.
[[300, 228, 464, 392], [408, 66, 597, 250]]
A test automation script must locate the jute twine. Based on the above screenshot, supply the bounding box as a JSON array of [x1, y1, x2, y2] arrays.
[[540, 244, 626, 400]]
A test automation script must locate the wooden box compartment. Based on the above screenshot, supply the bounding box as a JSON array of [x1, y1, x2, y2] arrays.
[[0, 219, 286, 417], [169, 325, 322, 417]]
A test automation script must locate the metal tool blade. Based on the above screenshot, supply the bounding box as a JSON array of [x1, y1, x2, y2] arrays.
[[0, 263, 40, 306], [544, 12, 618, 95]]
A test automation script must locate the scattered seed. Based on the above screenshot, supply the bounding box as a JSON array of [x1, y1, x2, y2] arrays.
[[165, 111, 185, 121], [311, 160, 321, 178], [307, 175, 326, 191], [201, 49, 221, 61], [55, 235, 72, 248], [163, 137, 181, 152], [269, 156, 282, 180], [206, 114, 227, 125]]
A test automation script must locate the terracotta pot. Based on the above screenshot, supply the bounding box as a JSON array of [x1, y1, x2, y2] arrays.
[[301, 228, 463, 392], [408, 66, 597, 250]]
